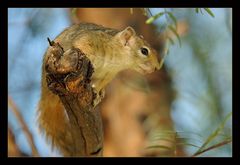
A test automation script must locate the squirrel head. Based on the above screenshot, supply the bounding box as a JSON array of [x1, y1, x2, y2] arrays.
[[114, 26, 162, 74]]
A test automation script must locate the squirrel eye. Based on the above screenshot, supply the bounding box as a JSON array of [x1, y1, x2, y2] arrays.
[[141, 47, 149, 56]]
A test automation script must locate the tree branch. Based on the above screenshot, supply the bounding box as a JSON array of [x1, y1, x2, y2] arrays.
[[192, 139, 232, 157], [45, 39, 103, 156], [8, 96, 40, 157]]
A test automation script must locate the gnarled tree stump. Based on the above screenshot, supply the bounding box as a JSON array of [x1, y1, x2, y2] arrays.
[[45, 39, 103, 156]]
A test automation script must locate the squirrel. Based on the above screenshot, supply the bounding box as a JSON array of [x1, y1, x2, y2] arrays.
[[38, 22, 162, 156]]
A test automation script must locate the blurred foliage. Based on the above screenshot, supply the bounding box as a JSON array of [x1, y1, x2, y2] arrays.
[[140, 8, 232, 156], [193, 112, 232, 156], [146, 112, 232, 156], [145, 8, 214, 49], [196, 8, 215, 17]]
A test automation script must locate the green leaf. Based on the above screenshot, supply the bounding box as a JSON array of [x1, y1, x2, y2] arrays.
[[167, 36, 175, 45], [146, 12, 165, 24], [168, 25, 181, 47], [146, 145, 173, 151], [204, 8, 215, 18], [194, 112, 232, 154], [166, 12, 177, 28], [165, 48, 170, 56], [151, 137, 176, 143], [195, 8, 199, 13], [141, 8, 148, 16], [71, 8, 77, 16]]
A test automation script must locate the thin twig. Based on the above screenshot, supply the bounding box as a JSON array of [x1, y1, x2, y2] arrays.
[[192, 139, 232, 157], [8, 96, 40, 157], [147, 8, 153, 17], [8, 127, 23, 156]]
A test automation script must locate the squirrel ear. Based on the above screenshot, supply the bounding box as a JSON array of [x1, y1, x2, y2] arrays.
[[118, 26, 136, 45]]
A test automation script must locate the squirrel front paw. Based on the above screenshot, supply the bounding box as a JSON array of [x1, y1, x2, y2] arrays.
[[92, 86, 105, 107]]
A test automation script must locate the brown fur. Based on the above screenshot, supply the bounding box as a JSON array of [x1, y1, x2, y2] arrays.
[[38, 22, 161, 156]]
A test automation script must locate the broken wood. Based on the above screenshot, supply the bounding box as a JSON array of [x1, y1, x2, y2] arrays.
[[45, 39, 103, 156]]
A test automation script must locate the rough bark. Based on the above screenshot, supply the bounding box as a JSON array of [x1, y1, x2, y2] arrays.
[[45, 39, 103, 156]]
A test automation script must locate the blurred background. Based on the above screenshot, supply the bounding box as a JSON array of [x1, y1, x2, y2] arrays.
[[8, 8, 232, 157]]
